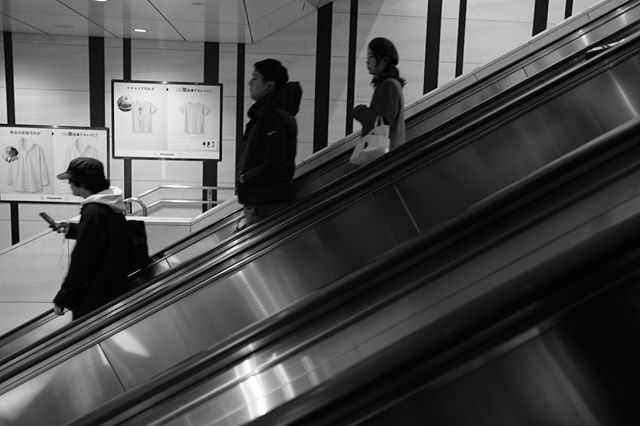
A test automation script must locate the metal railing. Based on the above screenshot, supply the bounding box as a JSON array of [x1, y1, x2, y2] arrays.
[[125, 185, 235, 216]]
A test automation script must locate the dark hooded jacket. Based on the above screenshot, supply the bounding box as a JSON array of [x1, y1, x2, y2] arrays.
[[53, 187, 130, 319], [236, 81, 302, 205]]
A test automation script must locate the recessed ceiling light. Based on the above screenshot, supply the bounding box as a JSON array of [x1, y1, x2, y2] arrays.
[[94, 0, 108, 3], [133, 28, 148, 33]]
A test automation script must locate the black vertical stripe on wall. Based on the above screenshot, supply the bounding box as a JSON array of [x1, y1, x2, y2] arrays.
[[313, 2, 333, 153], [10, 202, 18, 245], [533, 0, 550, 36], [565, 0, 574, 19], [424, 0, 443, 94], [455, 0, 468, 77], [123, 38, 132, 198], [3, 32, 15, 125], [4, 32, 18, 244], [345, 0, 358, 136], [89, 37, 105, 128], [123, 38, 132, 80], [203, 41, 219, 212], [236, 43, 245, 174]]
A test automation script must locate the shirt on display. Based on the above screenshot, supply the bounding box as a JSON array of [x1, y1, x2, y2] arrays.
[[65, 138, 99, 165], [179, 102, 210, 134], [132, 101, 157, 133], [7, 137, 50, 192]]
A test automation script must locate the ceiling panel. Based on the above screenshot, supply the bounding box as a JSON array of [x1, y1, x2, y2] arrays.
[[173, 21, 252, 44], [0, 0, 74, 15], [0, 0, 334, 44], [149, 0, 248, 24], [59, 0, 163, 20], [249, 0, 317, 43], [7, 12, 117, 38], [0, 14, 47, 34], [98, 16, 185, 41]]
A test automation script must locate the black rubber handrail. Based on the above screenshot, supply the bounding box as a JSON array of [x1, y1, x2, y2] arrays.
[[72, 117, 640, 425], [3, 29, 639, 387]]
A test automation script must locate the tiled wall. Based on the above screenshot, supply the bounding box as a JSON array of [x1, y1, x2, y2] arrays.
[[0, 0, 600, 249]]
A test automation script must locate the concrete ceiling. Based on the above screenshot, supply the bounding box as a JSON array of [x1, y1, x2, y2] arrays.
[[0, 0, 333, 44]]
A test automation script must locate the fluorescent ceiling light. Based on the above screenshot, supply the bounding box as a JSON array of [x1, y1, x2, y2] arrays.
[[134, 28, 148, 33]]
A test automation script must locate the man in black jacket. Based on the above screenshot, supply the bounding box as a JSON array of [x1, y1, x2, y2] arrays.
[[236, 58, 302, 228], [52, 158, 130, 319]]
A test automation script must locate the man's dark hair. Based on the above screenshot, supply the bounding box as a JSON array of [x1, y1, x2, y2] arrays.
[[71, 175, 110, 194], [254, 59, 289, 89]]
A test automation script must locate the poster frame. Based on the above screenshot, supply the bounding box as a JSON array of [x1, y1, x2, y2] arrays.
[[111, 79, 224, 162], [0, 123, 110, 203]]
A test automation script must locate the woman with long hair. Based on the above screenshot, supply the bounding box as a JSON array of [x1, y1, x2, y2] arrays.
[[353, 37, 406, 149]]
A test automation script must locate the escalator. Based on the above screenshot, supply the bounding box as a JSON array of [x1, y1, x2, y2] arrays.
[[76, 116, 640, 425], [77, 118, 640, 426], [1, 0, 638, 372], [2, 13, 640, 424]]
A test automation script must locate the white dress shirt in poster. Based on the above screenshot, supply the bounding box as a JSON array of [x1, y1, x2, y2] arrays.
[[8, 137, 50, 192], [132, 101, 157, 133], [65, 138, 99, 165], [179, 102, 210, 134]]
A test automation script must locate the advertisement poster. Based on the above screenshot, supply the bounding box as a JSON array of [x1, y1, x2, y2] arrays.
[[112, 80, 222, 161], [0, 125, 109, 202]]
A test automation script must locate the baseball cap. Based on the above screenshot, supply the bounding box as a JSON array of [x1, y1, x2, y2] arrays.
[[57, 157, 105, 180]]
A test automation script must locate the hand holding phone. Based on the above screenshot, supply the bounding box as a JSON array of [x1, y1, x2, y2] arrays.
[[39, 212, 62, 231]]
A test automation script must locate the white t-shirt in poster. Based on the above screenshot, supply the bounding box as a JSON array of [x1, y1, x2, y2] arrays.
[[179, 102, 210, 134], [65, 138, 99, 165], [132, 101, 157, 133], [8, 137, 50, 192]]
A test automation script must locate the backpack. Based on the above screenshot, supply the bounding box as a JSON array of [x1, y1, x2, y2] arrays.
[[126, 219, 150, 274], [93, 202, 150, 274]]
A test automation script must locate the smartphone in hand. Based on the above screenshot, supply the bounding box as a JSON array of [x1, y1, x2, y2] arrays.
[[39, 212, 61, 230]]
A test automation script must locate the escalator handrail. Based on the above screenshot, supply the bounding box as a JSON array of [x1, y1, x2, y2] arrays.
[[70, 118, 640, 425], [3, 31, 639, 382]]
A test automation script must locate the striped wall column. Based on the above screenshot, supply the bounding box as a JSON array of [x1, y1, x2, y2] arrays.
[[203, 42, 219, 212], [313, 2, 333, 152], [424, 0, 443, 94], [3, 32, 18, 244]]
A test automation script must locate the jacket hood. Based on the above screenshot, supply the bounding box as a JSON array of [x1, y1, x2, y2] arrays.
[[82, 186, 126, 213], [250, 81, 302, 118]]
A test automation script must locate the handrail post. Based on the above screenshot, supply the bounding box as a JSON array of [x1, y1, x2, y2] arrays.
[[124, 197, 148, 216]]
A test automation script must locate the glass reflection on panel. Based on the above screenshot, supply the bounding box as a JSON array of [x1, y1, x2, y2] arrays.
[[237, 358, 268, 419], [273, 364, 295, 399], [110, 330, 150, 357]]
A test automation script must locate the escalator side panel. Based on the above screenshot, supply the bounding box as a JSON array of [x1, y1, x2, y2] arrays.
[[96, 184, 419, 391], [399, 55, 640, 233], [0, 315, 71, 360], [165, 220, 238, 268], [0, 345, 122, 425], [100, 303, 194, 389], [141, 142, 640, 426]]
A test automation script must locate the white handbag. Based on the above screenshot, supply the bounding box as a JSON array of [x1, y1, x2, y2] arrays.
[[349, 115, 390, 166]]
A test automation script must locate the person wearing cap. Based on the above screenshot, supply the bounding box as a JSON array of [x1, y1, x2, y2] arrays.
[[353, 37, 406, 150], [52, 157, 130, 319], [235, 58, 302, 229]]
